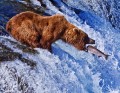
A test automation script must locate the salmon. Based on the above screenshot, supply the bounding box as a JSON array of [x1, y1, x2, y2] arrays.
[[86, 45, 109, 60]]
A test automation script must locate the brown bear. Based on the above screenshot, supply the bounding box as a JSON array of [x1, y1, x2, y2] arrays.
[[6, 11, 95, 52]]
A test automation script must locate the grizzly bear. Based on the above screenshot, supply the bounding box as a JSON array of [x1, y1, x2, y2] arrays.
[[6, 11, 95, 52]]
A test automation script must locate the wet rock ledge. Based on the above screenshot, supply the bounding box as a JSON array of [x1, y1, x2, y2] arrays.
[[0, 36, 38, 68]]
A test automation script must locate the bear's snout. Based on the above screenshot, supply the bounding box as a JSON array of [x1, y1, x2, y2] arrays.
[[88, 38, 95, 44]]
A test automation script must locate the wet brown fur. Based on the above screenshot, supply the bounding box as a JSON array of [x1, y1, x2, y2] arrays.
[[6, 11, 95, 52]]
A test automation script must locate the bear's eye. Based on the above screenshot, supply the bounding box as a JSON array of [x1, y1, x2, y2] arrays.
[[83, 36, 89, 42]]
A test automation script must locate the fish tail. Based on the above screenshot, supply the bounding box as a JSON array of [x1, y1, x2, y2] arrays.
[[105, 55, 110, 60]]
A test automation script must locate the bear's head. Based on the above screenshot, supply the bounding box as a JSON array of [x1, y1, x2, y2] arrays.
[[63, 28, 95, 50]]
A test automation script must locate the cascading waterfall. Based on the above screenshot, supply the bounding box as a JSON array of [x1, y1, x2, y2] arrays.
[[0, 0, 120, 93]]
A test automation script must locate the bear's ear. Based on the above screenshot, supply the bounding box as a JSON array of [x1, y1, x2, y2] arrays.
[[73, 28, 78, 32], [73, 28, 80, 34]]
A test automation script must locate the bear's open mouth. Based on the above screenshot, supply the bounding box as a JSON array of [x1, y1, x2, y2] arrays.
[[85, 44, 95, 52]]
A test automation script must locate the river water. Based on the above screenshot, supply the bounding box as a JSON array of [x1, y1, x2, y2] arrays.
[[0, 0, 120, 93]]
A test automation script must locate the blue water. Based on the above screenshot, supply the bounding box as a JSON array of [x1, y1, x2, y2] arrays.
[[0, 0, 120, 93]]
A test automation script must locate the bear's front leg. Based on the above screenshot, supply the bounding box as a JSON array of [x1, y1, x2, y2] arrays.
[[40, 25, 56, 52], [40, 40, 52, 52]]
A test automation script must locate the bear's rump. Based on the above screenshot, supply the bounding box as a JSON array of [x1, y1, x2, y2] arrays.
[[12, 20, 40, 47]]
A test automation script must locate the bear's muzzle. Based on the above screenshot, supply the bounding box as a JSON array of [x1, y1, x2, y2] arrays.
[[88, 38, 95, 44]]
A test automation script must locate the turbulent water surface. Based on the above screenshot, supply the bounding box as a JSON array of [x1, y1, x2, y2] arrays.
[[0, 0, 120, 93]]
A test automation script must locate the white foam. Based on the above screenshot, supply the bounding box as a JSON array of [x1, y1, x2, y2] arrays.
[[92, 73, 102, 93], [30, 0, 41, 6], [2, 0, 120, 92], [109, 89, 120, 93]]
